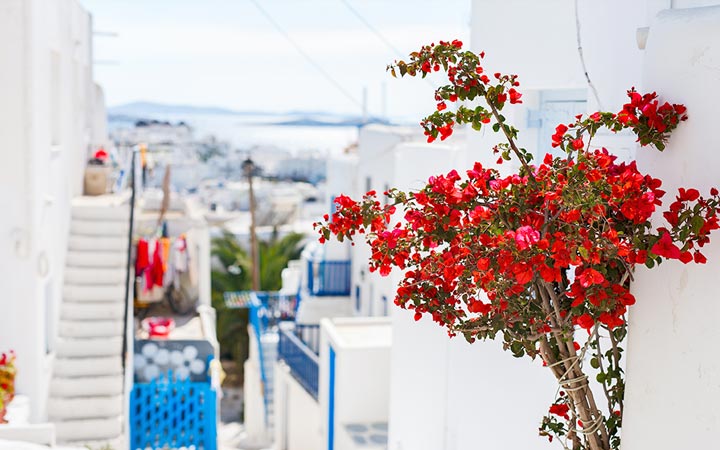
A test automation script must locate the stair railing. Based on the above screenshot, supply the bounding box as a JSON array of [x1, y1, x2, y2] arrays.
[[121, 146, 138, 372]]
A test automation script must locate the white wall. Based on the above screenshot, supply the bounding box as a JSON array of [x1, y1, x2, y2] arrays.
[[467, 0, 660, 171], [0, 0, 102, 422], [624, 5, 720, 450], [351, 126, 416, 317], [324, 154, 358, 262], [386, 2, 720, 449], [387, 302, 558, 450], [319, 318, 392, 450], [381, 140, 555, 450], [274, 362, 323, 450]]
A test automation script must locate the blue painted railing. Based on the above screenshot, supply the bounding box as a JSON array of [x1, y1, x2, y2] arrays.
[[278, 324, 320, 399], [307, 260, 351, 296], [250, 291, 299, 333], [294, 323, 321, 355], [130, 372, 217, 450], [246, 291, 299, 428]]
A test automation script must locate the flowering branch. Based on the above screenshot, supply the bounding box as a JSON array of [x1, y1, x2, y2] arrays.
[[317, 41, 717, 450]]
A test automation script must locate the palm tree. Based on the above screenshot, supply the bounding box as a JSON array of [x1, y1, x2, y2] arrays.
[[211, 231, 305, 382]]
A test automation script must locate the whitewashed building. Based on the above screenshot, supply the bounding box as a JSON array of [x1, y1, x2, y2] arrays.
[[0, 0, 108, 431], [387, 2, 720, 450]]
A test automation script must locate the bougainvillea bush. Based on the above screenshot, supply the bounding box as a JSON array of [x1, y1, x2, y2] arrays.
[[315, 41, 720, 450], [0, 350, 16, 424]]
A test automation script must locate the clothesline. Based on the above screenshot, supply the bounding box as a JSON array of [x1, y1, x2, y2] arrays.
[[135, 231, 197, 303]]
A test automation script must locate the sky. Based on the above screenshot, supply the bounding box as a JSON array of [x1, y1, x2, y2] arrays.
[[81, 0, 471, 120]]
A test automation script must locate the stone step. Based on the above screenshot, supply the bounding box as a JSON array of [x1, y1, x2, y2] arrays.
[[48, 395, 123, 420], [71, 203, 130, 221], [70, 220, 129, 237], [65, 251, 127, 268], [58, 320, 123, 338], [62, 284, 125, 303], [64, 436, 126, 450], [55, 336, 123, 358], [68, 235, 127, 252], [64, 267, 125, 285], [54, 356, 122, 377], [61, 302, 125, 321], [50, 374, 123, 398], [54, 417, 122, 443]]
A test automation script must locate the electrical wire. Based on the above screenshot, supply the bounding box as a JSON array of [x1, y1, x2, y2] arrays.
[[338, 0, 437, 90], [247, 0, 364, 110], [574, 0, 604, 110], [338, 0, 405, 59]]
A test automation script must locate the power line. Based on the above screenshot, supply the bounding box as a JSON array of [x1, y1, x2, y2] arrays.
[[338, 0, 405, 59], [337, 0, 436, 89], [574, 0, 603, 110], [247, 0, 364, 110]]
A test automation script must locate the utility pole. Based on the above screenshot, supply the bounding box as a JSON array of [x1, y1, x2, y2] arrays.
[[243, 157, 261, 291]]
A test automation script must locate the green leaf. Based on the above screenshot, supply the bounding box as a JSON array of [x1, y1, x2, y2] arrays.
[[691, 215, 704, 234], [511, 341, 525, 357], [492, 123, 501, 133]]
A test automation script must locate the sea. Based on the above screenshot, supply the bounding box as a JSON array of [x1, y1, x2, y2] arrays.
[[109, 112, 361, 157]]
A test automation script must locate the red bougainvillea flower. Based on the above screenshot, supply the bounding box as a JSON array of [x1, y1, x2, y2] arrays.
[[549, 403, 570, 420], [651, 232, 681, 259], [515, 226, 540, 250], [575, 314, 595, 331], [577, 267, 605, 288], [509, 88, 523, 104], [552, 124, 568, 148]]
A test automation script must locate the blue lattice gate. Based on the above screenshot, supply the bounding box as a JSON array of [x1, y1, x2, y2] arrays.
[[130, 374, 217, 450]]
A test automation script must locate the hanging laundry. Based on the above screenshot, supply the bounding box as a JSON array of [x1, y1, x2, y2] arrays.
[[173, 235, 188, 273], [151, 239, 165, 289], [136, 238, 149, 275], [160, 237, 171, 272]]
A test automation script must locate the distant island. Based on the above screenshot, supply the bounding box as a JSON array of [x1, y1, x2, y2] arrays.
[[108, 101, 393, 128], [108, 101, 276, 117]]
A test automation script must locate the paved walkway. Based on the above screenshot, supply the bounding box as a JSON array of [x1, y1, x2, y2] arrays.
[[219, 387, 272, 450]]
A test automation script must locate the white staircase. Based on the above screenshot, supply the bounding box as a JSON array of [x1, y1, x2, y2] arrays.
[[243, 329, 279, 446], [260, 333, 278, 434], [49, 195, 130, 447]]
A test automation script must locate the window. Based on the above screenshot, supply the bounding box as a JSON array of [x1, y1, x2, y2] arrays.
[[329, 195, 336, 220], [355, 285, 361, 313], [533, 90, 587, 158]]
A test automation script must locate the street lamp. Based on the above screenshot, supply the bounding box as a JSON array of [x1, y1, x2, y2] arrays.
[[243, 157, 260, 291]]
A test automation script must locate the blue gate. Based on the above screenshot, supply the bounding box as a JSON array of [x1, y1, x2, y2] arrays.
[[130, 372, 217, 450]]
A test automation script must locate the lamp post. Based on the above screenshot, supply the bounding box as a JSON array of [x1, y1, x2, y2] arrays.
[[242, 157, 260, 291]]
